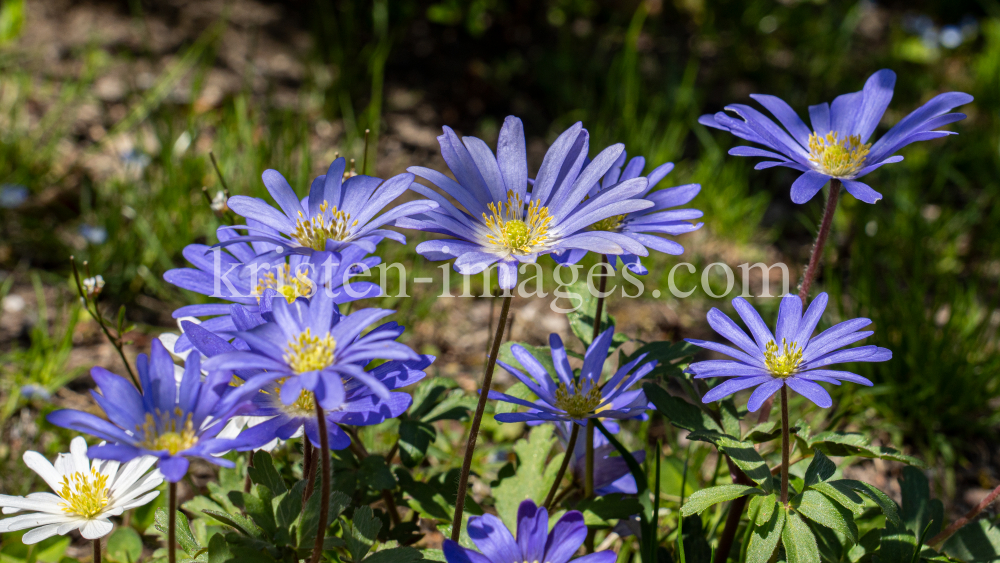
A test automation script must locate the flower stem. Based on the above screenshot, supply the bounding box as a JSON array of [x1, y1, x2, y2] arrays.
[[303, 439, 315, 503], [168, 482, 177, 563], [543, 424, 579, 509], [928, 482, 1000, 547], [592, 255, 609, 341], [585, 419, 595, 498], [798, 180, 841, 306], [310, 402, 331, 563], [93, 538, 100, 563], [450, 293, 513, 542], [780, 385, 790, 506], [244, 450, 254, 494]]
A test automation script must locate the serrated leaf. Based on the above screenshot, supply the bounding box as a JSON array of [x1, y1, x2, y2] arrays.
[[804, 451, 836, 488], [715, 436, 773, 492], [643, 382, 723, 435], [900, 466, 942, 539], [154, 508, 203, 556], [577, 494, 644, 526], [744, 421, 781, 443], [795, 490, 858, 542], [347, 506, 382, 562], [492, 425, 559, 528], [397, 420, 436, 468], [275, 481, 306, 531], [359, 455, 398, 491], [747, 504, 786, 563], [811, 482, 865, 517], [247, 451, 286, 495], [879, 521, 917, 563], [201, 509, 263, 539], [681, 484, 765, 516], [809, 432, 925, 468], [943, 518, 1000, 562], [298, 490, 351, 547], [755, 494, 777, 527], [840, 480, 901, 527], [229, 487, 277, 537], [105, 528, 143, 563], [363, 547, 423, 563], [783, 511, 822, 563]]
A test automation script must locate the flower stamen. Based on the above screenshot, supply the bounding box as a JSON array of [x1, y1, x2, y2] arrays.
[[58, 469, 110, 518], [284, 329, 337, 373], [253, 264, 314, 303], [807, 132, 870, 178], [589, 214, 627, 232], [553, 380, 603, 418], [764, 339, 804, 378], [138, 411, 198, 455], [483, 190, 553, 254], [290, 202, 358, 251]]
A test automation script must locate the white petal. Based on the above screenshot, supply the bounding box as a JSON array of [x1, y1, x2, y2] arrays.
[[57, 520, 84, 535], [0, 512, 72, 532], [113, 471, 164, 507], [110, 456, 159, 496], [22, 523, 67, 544], [70, 437, 91, 473], [0, 494, 64, 514], [116, 490, 161, 512], [22, 451, 63, 492], [80, 519, 114, 539], [95, 458, 120, 481]]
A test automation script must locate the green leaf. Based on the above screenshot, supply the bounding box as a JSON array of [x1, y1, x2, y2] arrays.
[[31, 535, 70, 563], [347, 506, 382, 562], [207, 533, 232, 563], [783, 511, 821, 563], [229, 487, 277, 537], [397, 420, 437, 467], [621, 340, 697, 379], [566, 279, 626, 348], [804, 451, 837, 488], [359, 455, 398, 491], [407, 377, 457, 420], [643, 382, 723, 435], [577, 494, 645, 526], [754, 494, 777, 527], [795, 490, 858, 543], [275, 481, 306, 531], [362, 547, 424, 563], [810, 481, 865, 517], [247, 451, 287, 495], [808, 432, 926, 468], [154, 508, 203, 556], [422, 389, 476, 423], [879, 521, 917, 563], [201, 509, 263, 539], [714, 436, 773, 491], [839, 480, 901, 527], [105, 528, 143, 563], [397, 468, 482, 523], [943, 519, 1000, 562], [719, 399, 742, 439], [681, 484, 765, 516], [900, 466, 942, 539], [744, 421, 781, 443], [492, 424, 560, 529], [298, 490, 351, 547], [747, 504, 786, 563]]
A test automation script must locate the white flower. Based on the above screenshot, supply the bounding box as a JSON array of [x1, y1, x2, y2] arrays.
[[0, 437, 163, 544], [82, 275, 105, 298]]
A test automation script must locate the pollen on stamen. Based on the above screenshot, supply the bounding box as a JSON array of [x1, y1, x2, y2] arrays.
[[553, 380, 603, 418], [290, 202, 358, 251], [807, 132, 871, 178], [482, 190, 553, 254], [59, 469, 110, 518], [253, 264, 314, 303], [764, 338, 804, 378], [284, 328, 337, 373]]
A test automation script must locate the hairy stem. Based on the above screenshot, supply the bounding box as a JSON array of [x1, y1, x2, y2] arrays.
[[780, 386, 790, 506], [798, 180, 841, 305], [543, 424, 579, 509], [70, 257, 139, 389], [168, 482, 177, 563], [244, 450, 254, 494], [309, 403, 331, 563], [928, 482, 1000, 547], [450, 294, 513, 542], [585, 419, 595, 498]]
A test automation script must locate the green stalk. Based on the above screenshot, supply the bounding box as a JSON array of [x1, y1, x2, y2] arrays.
[[309, 403, 331, 563]]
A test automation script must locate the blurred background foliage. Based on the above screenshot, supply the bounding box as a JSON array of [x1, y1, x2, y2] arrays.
[[0, 0, 997, 499]]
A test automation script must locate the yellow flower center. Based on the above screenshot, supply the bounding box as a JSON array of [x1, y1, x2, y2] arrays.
[[284, 329, 337, 373], [277, 388, 317, 416], [764, 339, 804, 378], [58, 469, 110, 518], [553, 380, 604, 418], [290, 202, 358, 251], [138, 411, 198, 455], [253, 263, 314, 303], [589, 214, 627, 232], [483, 190, 553, 254], [807, 132, 870, 178]]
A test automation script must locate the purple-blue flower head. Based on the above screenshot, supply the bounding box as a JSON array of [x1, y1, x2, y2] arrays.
[[47, 339, 267, 482], [699, 69, 972, 204], [554, 151, 703, 274], [200, 292, 420, 413], [554, 422, 645, 496], [397, 116, 655, 289], [220, 157, 437, 258], [181, 321, 432, 450], [443, 500, 615, 563], [686, 293, 891, 412], [163, 228, 381, 354], [489, 328, 655, 426]]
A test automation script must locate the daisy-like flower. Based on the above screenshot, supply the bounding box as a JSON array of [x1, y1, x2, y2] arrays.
[[200, 292, 421, 413], [699, 69, 972, 204], [553, 151, 703, 275], [163, 227, 380, 354], [443, 500, 615, 563], [0, 437, 162, 544], [686, 293, 891, 411], [397, 116, 654, 289], [219, 157, 437, 258], [489, 328, 655, 426], [47, 340, 270, 482], [181, 319, 432, 450]]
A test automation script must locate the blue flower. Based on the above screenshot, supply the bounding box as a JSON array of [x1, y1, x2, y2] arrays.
[[47, 339, 267, 482], [219, 157, 437, 258], [553, 152, 703, 274], [489, 328, 655, 426], [163, 228, 380, 354], [0, 184, 28, 209], [200, 293, 420, 412], [180, 320, 432, 450], [443, 500, 615, 563], [686, 293, 891, 411], [397, 116, 654, 289], [699, 70, 972, 204], [554, 422, 645, 496]]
